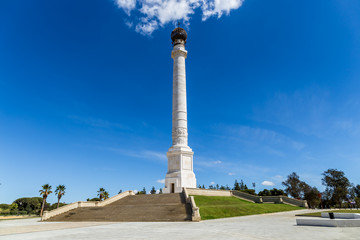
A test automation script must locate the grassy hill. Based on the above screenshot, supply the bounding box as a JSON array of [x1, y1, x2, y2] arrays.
[[193, 195, 303, 220]]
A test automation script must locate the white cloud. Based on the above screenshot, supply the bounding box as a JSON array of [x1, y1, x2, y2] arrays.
[[107, 148, 167, 162], [273, 175, 283, 180], [210, 181, 215, 185], [116, 0, 137, 15], [228, 172, 235, 176], [124, 19, 134, 28], [202, 0, 244, 20], [212, 160, 222, 164], [156, 179, 165, 183], [261, 181, 275, 186], [116, 0, 245, 35]]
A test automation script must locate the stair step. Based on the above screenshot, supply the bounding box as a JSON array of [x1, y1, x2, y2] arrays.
[[46, 193, 192, 222]]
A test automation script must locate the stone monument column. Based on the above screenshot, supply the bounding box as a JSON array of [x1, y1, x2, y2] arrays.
[[164, 27, 197, 194]]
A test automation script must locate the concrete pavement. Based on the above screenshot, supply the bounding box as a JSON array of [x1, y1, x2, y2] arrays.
[[0, 209, 358, 240]]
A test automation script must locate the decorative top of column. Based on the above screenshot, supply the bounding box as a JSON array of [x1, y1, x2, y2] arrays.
[[171, 27, 187, 46]]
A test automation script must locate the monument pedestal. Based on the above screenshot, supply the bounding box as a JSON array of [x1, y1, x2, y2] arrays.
[[164, 146, 196, 193]]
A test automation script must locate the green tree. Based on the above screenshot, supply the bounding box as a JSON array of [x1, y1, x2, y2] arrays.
[[258, 188, 284, 196], [258, 189, 270, 196], [97, 188, 106, 201], [48, 202, 67, 211], [239, 180, 247, 190], [150, 186, 156, 194], [39, 184, 52, 217], [159, 188, 163, 194], [55, 185, 66, 209], [137, 187, 147, 195], [87, 197, 100, 201], [103, 191, 109, 200], [10, 203, 18, 210], [241, 189, 256, 195], [322, 169, 350, 207], [9, 203, 18, 215], [0, 204, 10, 210], [304, 186, 321, 209], [233, 180, 240, 191], [13, 197, 43, 215], [282, 172, 303, 198], [352, 184, 360, 198]]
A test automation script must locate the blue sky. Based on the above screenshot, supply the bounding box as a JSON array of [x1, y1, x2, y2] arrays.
[[1, 0, 360, 204]]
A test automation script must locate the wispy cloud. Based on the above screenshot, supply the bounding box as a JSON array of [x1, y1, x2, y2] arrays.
[[261, 181, 275, 186], [69, 115, 127, 130], [228, 172, 236, 176], [107, 147, 167, 162], [156, 179, 165, 183], [219, 125, 305, 155], [212, 160, 222, 164], [116, 0, 245, 35]]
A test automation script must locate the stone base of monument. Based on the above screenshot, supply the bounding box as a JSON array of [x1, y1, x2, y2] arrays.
[[296, 213, 360, 227]]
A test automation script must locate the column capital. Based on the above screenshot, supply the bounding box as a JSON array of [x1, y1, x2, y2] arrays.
[[172, 49, 187, 59]]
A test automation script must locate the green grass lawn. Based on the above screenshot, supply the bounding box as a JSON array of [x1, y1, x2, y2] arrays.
[[193, 195, 303, 220], [296, 210, 360, 217]]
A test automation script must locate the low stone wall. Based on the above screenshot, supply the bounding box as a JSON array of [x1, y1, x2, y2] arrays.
[[282, 196, 308, 208], [186, 188, 307, 208], [231, 191, 262, 203], [186, 188, 231, 197], [262, 196, 283, 204], [42, 191, 135, 221]]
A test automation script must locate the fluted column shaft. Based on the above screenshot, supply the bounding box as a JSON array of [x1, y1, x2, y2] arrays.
[[171, 44, 188, 147]]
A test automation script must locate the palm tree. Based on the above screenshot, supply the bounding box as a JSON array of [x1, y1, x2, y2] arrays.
[[97, 187, 105, 201], [39, 184, 52, 217], [103, 191, 109, 200], [55, 185, 66, 208]]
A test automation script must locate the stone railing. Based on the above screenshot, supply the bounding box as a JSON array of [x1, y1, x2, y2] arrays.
[[183, 188, 201, 221], [185, 188, 231, 197], [186, 189, 308, 208], [282, 196, 308, 208], [41, 190, 134, 221], [231, 191, 263, 203], [262, 196, 284, 203]]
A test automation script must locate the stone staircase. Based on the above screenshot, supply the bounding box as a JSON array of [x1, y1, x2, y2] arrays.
[[46, 193, 192, 222]]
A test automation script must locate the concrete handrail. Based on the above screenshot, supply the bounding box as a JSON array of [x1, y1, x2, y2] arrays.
[[98, 191, 135, 207], [189, 196, 201, 221], [41, 191, 135, 221], [231, 191, 263, 203], [282, 196, 308, 208], [42, 202, 79, 221], [186, 188, 231, 196], [183, 188, 201, 221], [262, 196, 283, 203]]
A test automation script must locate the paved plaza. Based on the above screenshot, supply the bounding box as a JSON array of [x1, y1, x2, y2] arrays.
[[0, 209, 359, 240]]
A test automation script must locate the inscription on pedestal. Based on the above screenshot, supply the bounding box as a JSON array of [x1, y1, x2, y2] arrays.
[[182, 156, 192, 170]]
